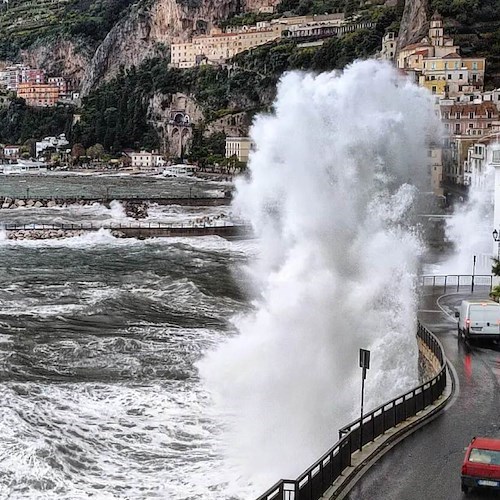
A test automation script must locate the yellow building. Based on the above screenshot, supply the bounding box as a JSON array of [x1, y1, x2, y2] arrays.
[[225, 137, 254, 163], [17, 83, 60, 107], [397, 12, 485, 96], [171, 23, 284, 68]]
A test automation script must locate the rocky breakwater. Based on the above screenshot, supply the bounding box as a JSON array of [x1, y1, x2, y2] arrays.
[[6, 229, 86, 240], [0, 197, 100, 210], [0, 197, 148, 219], [1, 197, 65, 209]]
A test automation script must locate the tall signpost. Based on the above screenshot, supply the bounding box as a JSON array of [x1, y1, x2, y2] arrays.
[[359, 348, 370, 451]]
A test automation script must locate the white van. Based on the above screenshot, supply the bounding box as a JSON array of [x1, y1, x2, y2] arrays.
[[456, 300, 500, 341]]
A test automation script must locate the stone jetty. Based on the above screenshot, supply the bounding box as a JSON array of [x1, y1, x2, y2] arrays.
[[6, 229, 86, 240], [0, 197, 149, 219], [2, 224, 251, 241], [1, 197, 64, 209]]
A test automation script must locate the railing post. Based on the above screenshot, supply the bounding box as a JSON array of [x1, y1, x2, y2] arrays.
[[457, 275, 460, 292]]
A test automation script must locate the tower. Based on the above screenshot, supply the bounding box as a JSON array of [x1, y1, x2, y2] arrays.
[[429, 11, 444, 47]]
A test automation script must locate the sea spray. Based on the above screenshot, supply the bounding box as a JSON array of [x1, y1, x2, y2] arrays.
[[198, 60, 440, 490], [440, 164, 495, 275]]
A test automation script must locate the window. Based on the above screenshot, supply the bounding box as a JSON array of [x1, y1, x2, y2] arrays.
[[469, 123, 473, 128], [459, 73, 463, 79], [431, 62, 436, 70], [493, 150, 500, 163], [472, 62, 478, 70], [469, 112, 474, 119], [455, 124, 461, 133], [432, 86, 437, 94], [456, 112, 461, 119], [469, 448, 500, 465], [488, 111, 492, 119], [448, 74, 452, 79], [455, 62, 459, 69]]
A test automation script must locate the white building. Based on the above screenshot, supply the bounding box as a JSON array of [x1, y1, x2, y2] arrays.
[[3, 145, 20, 158], [130, 151, 165, 169], [225, 137, 254, 163], [36, 134, 70, 158], [380, 32, 397, 61]]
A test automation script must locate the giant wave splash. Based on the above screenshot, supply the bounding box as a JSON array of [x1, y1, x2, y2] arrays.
[[199, 60, 440, 491]]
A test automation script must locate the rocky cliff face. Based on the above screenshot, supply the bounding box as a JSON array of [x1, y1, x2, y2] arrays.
[[22, 39, 92, 89], [397, 0, 430, 51], [81, 0, 276, 95]]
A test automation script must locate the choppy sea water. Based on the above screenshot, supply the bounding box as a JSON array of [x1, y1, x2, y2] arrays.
[[0, 175, 255, 499]]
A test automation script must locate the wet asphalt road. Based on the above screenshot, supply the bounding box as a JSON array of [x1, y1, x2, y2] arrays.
[[347, 287, 500, 500]]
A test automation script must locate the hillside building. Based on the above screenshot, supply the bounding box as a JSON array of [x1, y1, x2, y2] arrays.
[[170, 13, 350, 68], [17, 83, 60, 107], [0, 64, 45, 90], [439, 101, 500, 184], [397, 12, 485, 97], [463, 134, 500, 188], [171, 23, 284, 68], [47, 77, 68, 97], [380, 32, 397, 61]]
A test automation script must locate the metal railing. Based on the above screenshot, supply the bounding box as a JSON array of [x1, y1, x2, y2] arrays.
[[0, 194, 228, 202], [419, 274, 493, 292], [256, 322, 447, 500], [1, 222, 242, 231]]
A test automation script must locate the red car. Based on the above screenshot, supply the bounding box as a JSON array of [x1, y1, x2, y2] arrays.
[[461, 437, 500, 494]]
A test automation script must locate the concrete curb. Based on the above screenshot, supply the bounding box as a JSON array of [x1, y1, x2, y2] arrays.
[[321, 361, 456, 499]]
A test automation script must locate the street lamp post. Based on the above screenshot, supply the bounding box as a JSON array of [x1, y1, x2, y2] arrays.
[[492, 229, 500, 259], [359, 348, 370, 452]]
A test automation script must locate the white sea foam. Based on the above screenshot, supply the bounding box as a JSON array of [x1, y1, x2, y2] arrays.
[[438, 168, 495, 275], [199, 60, 439, 490]]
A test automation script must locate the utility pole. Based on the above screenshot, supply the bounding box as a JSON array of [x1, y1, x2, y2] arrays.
[[359, 348, 370, 451]]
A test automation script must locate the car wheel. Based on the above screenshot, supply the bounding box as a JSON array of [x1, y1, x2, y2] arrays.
[[461, 484, 468, 494]]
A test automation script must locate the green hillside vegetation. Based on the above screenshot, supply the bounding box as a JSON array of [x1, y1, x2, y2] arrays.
[[0, 98, 73, 145], [0, 0, 136, 59]]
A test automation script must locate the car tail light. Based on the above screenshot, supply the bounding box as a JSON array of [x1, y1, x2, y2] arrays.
[[462, 463, 468, 475], [465, 319, 471, 327]]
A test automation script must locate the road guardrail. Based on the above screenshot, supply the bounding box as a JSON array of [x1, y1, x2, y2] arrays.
[[256, 321, 447, 500]]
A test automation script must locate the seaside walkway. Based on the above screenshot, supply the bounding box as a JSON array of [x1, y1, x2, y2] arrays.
[[1, 222, 252, 240]]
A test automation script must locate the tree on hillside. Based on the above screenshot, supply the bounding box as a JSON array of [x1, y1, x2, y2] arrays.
[[87, 143, 105, 159], [72, 143, 86, 158]]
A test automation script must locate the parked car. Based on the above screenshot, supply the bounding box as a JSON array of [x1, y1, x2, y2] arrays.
[[461, 436, 500, 494], [455, 300, 500, 341]]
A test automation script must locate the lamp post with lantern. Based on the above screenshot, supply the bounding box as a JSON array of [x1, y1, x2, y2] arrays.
[[492, 229, 500, 260]]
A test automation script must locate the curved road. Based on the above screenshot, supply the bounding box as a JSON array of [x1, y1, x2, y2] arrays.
[[347, 289, 500, 500]]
